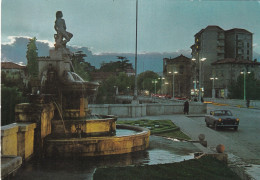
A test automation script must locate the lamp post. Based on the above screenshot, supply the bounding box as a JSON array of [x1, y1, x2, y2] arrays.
[[158, 77, 165, 94], [192, 58, 197, 91], [240, 70, 251, 100], [198, 58, 206, 102], [169, 69, 178, 100], [133, 0, 138, 100], [210, 77, 218, 98], [152, 79, 158, 94]]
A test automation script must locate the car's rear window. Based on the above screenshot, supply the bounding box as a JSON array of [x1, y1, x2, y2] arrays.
[[214, 110, 232, 116]]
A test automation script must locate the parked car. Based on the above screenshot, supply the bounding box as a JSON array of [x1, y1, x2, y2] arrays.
[[205, 110, 239, 131]]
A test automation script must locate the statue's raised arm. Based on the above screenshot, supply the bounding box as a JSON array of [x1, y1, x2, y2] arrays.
[[54, 11, 73, 49]]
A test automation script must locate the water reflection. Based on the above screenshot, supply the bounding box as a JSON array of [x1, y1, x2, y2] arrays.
[[11, 136, 200, 180]]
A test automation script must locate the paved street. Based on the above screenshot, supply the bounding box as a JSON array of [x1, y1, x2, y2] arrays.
[[191, 104, 260, 165]]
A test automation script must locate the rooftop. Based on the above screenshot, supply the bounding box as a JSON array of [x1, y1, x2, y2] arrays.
[[212, 58, 260, 65], [1, 62, 26, 69]]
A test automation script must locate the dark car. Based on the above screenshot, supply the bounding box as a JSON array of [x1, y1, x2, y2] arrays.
[[205, 110, 239, 131]]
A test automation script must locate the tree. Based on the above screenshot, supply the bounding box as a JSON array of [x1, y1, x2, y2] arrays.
[[26, 37, 38, 77], [99, 56, 132, 73], [71, 51, 94, 81], [228, 71, 260, 100], [137, 71, 160, 94], [1, 85, 28, 125], [95, 72, 134, 103]]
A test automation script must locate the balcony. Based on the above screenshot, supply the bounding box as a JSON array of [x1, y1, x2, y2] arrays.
[[237, 42, 243, 47], [217, 48, 225, 53], [237, 49, 243, 54], [218, 34, 225, 40], [217, 41, 224, 47]]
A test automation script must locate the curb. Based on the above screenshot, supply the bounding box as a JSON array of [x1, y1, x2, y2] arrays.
[[192, 142, 255, 180]]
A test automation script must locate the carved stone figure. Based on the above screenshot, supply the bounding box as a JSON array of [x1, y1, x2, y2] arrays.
[[54, 11, 73, 49]]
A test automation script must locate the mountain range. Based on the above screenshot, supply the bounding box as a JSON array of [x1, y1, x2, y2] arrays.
[[2, 37, 260, 74]]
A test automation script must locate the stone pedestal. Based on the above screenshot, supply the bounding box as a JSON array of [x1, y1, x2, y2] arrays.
[[17, 123, 37, 160], [15, 103, 55, 157], [1, 124, 19, 156]]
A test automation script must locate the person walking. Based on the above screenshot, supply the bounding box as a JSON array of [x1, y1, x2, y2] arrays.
[[184, 100, 189, 115]]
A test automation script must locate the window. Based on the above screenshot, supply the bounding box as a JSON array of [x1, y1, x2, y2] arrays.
[[247, 43, 250, 48], [179, 65, 184, 74], [247, 50, 249, 55]]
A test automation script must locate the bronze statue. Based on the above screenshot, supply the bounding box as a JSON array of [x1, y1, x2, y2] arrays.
[[54, 11, 73, 49]]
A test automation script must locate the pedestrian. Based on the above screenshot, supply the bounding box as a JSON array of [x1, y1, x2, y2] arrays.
[[246, 99, 250, 108], [184, 100, 189, 115]]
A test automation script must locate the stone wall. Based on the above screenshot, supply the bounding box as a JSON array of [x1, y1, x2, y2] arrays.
[[1, 123, 36, 160], [89, 103, 207, 118]]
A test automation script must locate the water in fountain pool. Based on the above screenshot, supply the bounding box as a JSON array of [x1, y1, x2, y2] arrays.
[[11, 136, 200, 180]]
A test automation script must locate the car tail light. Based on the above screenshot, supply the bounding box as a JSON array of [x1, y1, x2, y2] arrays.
[[236, 118, 239, 121], [218, 118, 222, 122]]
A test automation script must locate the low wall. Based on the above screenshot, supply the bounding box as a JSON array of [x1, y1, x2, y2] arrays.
[[1, 123, 37, 160], [204, 98, 260, 109], [89, 102, 207, 118]]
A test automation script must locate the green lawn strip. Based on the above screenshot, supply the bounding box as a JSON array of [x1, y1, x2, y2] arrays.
[[93, 156, 240, 180], [117, 119, 191, 140]]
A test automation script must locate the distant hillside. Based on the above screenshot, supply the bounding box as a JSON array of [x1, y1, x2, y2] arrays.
[[1, 37, 193, 74]]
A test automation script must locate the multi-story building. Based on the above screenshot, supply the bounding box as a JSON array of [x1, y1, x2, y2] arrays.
[[191, 26, 256, 98], [211, 59, 260, 98], [163, 55, 194, 98], [191, 26, 225, 97], [225, 28, 253, 60]]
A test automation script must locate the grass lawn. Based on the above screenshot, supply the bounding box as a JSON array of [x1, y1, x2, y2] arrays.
[[93, 156, 240, 180], [117, 119, 191, 140]]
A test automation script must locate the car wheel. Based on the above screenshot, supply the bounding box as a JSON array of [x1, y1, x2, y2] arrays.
[[234, 126, 238, 131], [214, 123, 218, 130]]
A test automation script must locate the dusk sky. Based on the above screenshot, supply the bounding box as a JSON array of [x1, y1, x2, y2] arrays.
[[1, 0, 260, 55]]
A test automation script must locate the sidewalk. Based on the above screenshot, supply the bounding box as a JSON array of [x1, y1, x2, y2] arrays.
[[118, 114, 259, 180]]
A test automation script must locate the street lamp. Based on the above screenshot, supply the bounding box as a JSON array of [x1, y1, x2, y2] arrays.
[[192, 58, 197, 90], [240, 70, 251, 100], [210, 77, 218, 98], [152, 79, 158, 94], [133, 0, 138, 100], [199, 58, 206, 102], [158, 77, 165, 94], [169, 69, 178, 100], [192, 58, 198, 97]]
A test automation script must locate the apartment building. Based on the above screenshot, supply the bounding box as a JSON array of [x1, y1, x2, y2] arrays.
[[191, 26, 256, 98]]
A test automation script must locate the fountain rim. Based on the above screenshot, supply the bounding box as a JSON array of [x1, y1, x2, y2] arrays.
[[45, 124, 150, 142]]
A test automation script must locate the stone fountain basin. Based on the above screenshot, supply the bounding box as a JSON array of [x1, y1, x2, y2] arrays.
[[44, 125, 150, 157]]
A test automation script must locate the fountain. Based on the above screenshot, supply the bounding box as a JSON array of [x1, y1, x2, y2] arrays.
[[33, 11, 150, 157]]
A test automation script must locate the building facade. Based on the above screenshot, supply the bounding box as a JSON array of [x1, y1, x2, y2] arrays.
[[191, 26, 255, 98], [1, 62, 27, 86], [225, 28, 253, 60], [163, 55, 194, 98], [211, 59, 260, 98]]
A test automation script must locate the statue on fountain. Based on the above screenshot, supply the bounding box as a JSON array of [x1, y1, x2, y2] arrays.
[[54, 11, 73, 49]]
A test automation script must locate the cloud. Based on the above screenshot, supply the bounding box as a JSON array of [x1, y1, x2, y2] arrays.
[[253, 43, 258, 47], [1, 36, 193, 73]]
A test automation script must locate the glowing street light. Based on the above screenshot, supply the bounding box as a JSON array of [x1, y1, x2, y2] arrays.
[[169, 69, 178, 100], [240, 70, 251, 100], [198, 58, 206, 102], [210, 77, 218, 98], [152, 79, 158, 94]]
